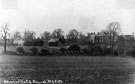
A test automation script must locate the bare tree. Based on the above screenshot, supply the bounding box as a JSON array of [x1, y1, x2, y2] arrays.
[[66, 29, 79, 44], [8, 31, 22, 46], [1, 22, 9, 53], [41, 31, 51, 41], [23, 30, 36, 46], [23, 29, 36, 41], [13, 31, 22, 40], [106, 22, 121, 53], [78, 32, 87, 45], [51, 28, 64, 38]]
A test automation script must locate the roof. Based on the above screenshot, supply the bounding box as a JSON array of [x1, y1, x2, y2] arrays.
[[125, 35, 134, 39], [95, 32, 109, 36], [48, 38, 59, 42]]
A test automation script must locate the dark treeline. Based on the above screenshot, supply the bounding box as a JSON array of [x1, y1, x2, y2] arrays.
[[1, 22, 135, 56], [9, 28, 91, 46]]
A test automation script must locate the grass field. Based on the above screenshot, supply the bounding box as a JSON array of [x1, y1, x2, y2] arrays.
[[0, 55, 135, 84]]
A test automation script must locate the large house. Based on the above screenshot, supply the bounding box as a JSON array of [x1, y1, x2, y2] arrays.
[[88, 33, 96, 43], [87, 32, 119, 49], [94, 32, 111, 44], [88, 32, 118, 44]]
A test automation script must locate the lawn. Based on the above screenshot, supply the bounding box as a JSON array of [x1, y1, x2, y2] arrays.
[[0, 55, 135, 84]]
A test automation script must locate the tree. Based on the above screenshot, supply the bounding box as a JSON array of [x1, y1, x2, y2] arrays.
[[8, 31, 22, 46], [106, 22, 121, 53], [78, 32, 87, 45], [1, 22, 10, 53], [117, 35, 135, 56], [23, 30, 36, 41], [41, 31, 51, 40], [51, 28, 64, 38], [23, 30, 36, 46], [59, 36, 66, 45], [13, 31, 22, 40], [116, 35, 125, 56], [66, 29, 79, 44]]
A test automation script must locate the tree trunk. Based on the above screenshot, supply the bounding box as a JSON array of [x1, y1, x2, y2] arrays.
[[4, 38, 6, 54], [111, 35, 115, 54], [109, 33, 113, 54], [124, 49, 127, 56]]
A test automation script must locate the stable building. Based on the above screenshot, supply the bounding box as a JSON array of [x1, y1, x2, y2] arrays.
[[48, 38, 60, 47]]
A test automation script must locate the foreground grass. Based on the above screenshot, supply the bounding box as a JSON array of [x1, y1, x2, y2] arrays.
[[0, 55, 135, 84]]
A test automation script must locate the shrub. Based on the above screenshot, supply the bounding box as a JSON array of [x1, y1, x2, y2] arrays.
[[102, 48, 111, 55], [90, 46, 102, 56], [16, 47, 25, 55], [40, 49, 49, 56], [29, 47, 38, 55], [68, 45, 80, 52], [6, 51, 17, 55], [82, 48, 89, 55], [59, 48, 67, 54], [126, 48, 135, 57]]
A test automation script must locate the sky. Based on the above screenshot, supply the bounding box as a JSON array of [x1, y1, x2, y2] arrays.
[[0, 0, 135, 36]]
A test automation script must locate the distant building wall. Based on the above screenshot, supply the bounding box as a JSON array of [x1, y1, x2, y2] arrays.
[[125, 35, 134, 40]]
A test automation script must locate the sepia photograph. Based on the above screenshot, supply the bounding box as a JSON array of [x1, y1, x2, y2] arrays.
[[0, 0, 135, 84]]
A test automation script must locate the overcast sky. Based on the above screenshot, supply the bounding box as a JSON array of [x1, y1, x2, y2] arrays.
[[0, 0, 135, 36]]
